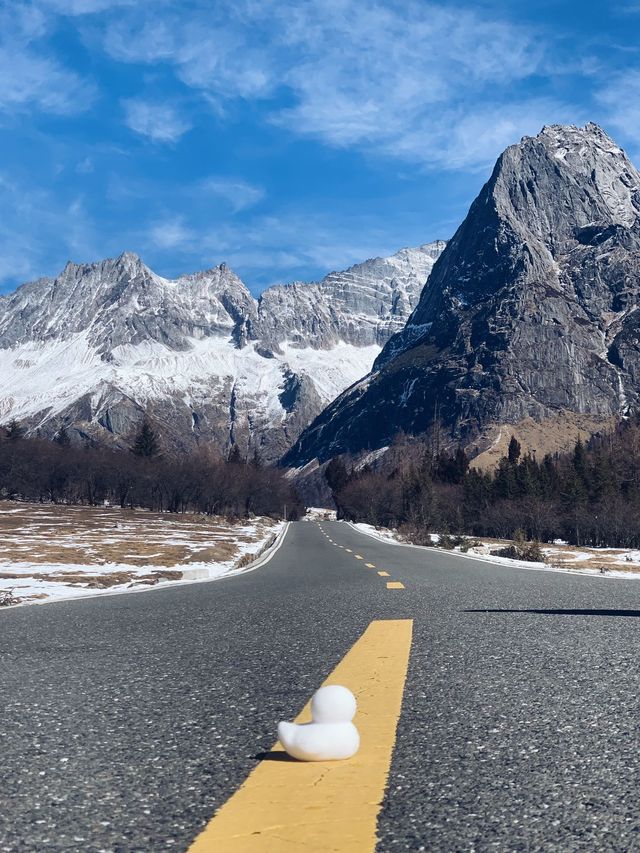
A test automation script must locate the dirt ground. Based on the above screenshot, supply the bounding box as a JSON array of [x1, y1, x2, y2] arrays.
[[469, 411, 616, 470]]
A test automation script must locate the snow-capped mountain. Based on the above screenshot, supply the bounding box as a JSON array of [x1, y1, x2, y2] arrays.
[[285, 123, 640, 467], [0, 241, 445, 460]]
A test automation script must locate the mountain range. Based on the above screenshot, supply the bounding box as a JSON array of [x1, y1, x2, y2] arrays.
[[0, 241, 445, 461], [285, 123, 640, 469], [3, 122, 639, 473]]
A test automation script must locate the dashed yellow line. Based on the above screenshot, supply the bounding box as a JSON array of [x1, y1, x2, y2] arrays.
[[187, 620, 414, 852], [386, 582, 405, 590], [378, 571, 390, 577]]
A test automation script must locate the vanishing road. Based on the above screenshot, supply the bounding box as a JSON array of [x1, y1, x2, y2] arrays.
[[3, 520, 640, 852]]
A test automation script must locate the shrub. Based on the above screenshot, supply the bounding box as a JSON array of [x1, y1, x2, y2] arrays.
[[0, 588, 17, 607]]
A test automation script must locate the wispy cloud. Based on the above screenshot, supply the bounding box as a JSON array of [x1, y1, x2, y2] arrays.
[[0, 51, 94, 114], [122, 98, 191, 143], [138, 207, 434, 288], [197, 209, 428, 284], [39, 0, 136, 15], [147, 217, 194, 250], [100, 0, 562, 171], [201, 177, 265, 212], [0, 4, 94, 116], [76, 156, 94, 174], [614, 1, 640, 13], [597, 70, 640, 143], [0, 174, 99, 285]]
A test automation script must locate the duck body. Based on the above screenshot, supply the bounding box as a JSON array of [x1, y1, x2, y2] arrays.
[[277, 720, 360, 761], [277, 684, 360, 762]]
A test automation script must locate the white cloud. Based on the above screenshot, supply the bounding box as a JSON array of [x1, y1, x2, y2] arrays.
[[615, 1, 640, 13], [0, 4, 95, 116], [76, 156, 94, 174], [201, 177, 265, 212], [148, 218, 193, 250], [104, 15, 273, 99], [390, 99, 584, 171], [100, 0, 555, 170], [597, 70, 640, 141], [192, 210, 421, 280], [39, 0, 136, 14], [0, 50, 94, 114], [122, 98, 191, 143], [0, 174, 99, 287]]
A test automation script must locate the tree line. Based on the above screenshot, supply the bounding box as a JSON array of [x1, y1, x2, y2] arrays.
[[325, 417, 640, 548], [0, 421, 303, 520]]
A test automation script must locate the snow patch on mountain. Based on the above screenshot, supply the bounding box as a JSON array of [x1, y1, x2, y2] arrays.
[[0, 241, 445, 459]]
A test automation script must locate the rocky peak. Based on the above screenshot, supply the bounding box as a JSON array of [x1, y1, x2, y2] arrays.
[[398, 123, 640, 345], [255, 240, 445, 352], [284, 123, 640, 467]]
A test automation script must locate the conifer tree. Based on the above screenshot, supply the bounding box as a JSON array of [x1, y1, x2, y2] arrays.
[[6, 420, 24, 441], [508, 435, 522, 465], [132, 419, 160, 458]]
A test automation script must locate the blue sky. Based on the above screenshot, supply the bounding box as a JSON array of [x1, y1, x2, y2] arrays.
[[1, 0, 639, 295]]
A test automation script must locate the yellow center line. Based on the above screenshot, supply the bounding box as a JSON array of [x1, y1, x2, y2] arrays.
[[378, 571, 390, 577], [386, 582, 405, 590], [187, 619, 413, 853], [365, 563, 375, 569]]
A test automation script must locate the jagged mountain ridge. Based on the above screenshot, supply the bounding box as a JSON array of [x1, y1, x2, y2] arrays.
[[0, 241, 445, 461], [285, 123, 640, 467]]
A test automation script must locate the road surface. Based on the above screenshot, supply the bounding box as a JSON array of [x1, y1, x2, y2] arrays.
[[2, 520, 640, 851]]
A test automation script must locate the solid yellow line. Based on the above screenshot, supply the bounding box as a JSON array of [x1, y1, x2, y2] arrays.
[[187, 620, 413, 853], [365, 563, 375, 569], [386, 582, 405, 590], [378, 571, 390, 577]]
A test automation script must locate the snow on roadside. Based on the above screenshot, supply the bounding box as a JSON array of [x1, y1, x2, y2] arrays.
[[0, 520, 284, 607], [304, 507, 337, 521], [350, 522, 640, 580], [351, 522, 399, 544]]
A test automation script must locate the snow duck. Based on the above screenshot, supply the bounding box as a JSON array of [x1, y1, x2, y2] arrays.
[[277, 685, 360, 761]]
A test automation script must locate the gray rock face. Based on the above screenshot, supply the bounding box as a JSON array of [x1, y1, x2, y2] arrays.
[[0, 243, 444, 461], [285, 124, 640, 466], [255, 243, 446, 352], [0, 254, 257, 352]]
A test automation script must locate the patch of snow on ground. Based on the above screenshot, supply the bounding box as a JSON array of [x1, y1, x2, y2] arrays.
[[352, 523, 400, 544], [0, 518, 284, 607], [351, 523, 640, 580], [304, 507, 337, 521]]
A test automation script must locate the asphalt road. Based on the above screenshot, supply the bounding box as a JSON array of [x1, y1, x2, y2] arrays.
[[3, 520, 640, 852]]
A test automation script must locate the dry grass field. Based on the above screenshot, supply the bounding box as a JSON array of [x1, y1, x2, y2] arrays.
[[0, 502, 281, 604]]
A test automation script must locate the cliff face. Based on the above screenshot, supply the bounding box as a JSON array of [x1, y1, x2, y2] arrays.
[[0, 242, 444, 461], [285, 124, 640, 466]]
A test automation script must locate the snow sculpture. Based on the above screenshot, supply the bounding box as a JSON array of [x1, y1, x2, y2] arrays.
[[277, 685, 360, 761]]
